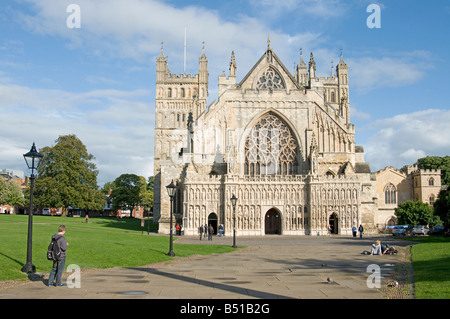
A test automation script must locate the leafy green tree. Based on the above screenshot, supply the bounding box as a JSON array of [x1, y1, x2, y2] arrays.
[[34, 135, 105, 214], [415, 156, 450, 185], [101, 181, 116, 195], [0, 179, 25, 207], [110, 174, 143, 214], [395, 200, 441, 227], [110, 174, 154, 215], [147, 176, 154, 191], [141, 176, 153, 209], [434, 189, 450, 227]]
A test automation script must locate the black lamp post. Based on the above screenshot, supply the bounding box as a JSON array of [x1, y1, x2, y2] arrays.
[[22, 142, 43, 273], [166, 180, 177, 257], [230, 194, 238, 248], [147, 205, 151, 235]]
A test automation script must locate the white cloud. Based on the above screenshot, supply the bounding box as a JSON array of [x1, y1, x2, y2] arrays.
[[251, 0, 347, 18], [18, 0, 322, 76], [0, 82, 154, 185], [365, 109, 450, 171], [348, 51, 432, 92]]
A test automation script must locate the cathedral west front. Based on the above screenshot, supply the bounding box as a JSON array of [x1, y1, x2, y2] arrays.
[[153, 40, 378, 236]]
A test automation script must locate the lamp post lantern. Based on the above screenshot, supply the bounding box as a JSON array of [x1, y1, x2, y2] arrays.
[[22, 142, 43, 273], [166, 180, 177, 257], [230, 194, 238, 248]]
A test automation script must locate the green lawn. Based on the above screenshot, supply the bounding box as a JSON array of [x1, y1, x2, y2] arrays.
[[0, 214, 236, 282], [407, 235, 450, 299]]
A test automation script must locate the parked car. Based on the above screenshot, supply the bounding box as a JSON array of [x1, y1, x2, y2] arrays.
[[393, 225, 408, 236], [411, 225, 429, 236], [444, 227, 450, 237], [429, 225, 444, 235]]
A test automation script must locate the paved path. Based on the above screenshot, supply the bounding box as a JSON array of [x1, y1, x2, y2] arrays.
[[0, 235, 412, 300]]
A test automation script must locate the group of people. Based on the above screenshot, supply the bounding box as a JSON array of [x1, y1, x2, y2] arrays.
[[352, 225, 364, 238], [362, 240, 397, 255], [175, 224, 183, 235], [199, 224, 214, 241]]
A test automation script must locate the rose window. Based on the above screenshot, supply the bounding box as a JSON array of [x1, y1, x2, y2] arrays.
[[245, 112, 298, 176]]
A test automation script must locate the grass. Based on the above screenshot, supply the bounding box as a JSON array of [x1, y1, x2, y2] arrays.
[[0, 214, 236, 282], [404, 235, 450, 299]]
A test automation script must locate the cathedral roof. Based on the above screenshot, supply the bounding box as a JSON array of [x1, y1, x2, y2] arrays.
[[237, 43, 301, 90]]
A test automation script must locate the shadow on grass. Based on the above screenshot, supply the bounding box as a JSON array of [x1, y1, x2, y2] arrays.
[[88, 217, 159, 233], [0, 251, 23, 266]]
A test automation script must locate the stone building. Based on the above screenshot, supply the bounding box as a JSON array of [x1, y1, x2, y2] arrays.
[[373, 165, 442, 228], [153, 41, 378, 236]]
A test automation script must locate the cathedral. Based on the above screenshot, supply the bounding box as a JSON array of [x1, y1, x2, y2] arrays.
[[153, 40, 378, 236]]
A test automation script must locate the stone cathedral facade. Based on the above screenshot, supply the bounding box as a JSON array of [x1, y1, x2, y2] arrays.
[[153, 41, 378, 236]]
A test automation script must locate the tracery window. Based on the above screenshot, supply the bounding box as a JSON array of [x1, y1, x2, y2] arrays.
[[429, 194, 435, 205], [384, 183, 397, 205], [256, 67, 285, 92], [245, 112, 298, 176]]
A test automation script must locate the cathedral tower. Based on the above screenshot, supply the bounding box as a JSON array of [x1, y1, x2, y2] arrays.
[[153, 45, 209, 231]]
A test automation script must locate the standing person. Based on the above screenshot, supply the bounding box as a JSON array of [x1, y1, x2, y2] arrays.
[[358, 224, 364, 238], [199, 225, 203, 240], [352, 226, 357, 238], [85, 213, 88, 223], [203, 224, 207, 239], [208, 224, 213, 241], [48, 225, 69, 287]]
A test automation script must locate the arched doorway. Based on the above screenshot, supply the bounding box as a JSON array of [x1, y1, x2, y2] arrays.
[[329, 213, 338, 234], [208, 213, 218, 235], [265, 209, 281, 234]]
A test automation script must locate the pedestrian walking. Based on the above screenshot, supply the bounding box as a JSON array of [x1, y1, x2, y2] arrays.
[[208, 224, 213, 241], [203, 224, 207, 239], [358, 224, 364, 238], [199, 225, 203, 240], [48, 225, 69, 287], [85, 213, 88, 223], [352, 226, 357, 238]]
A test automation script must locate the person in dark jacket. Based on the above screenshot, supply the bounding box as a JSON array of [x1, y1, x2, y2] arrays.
[[48, 225, 69, 287]]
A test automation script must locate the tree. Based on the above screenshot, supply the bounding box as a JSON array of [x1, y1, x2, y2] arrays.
[[101, 181, 116, 195], [395, 200, 441, 227], [141, 176, 154, 209], [0, 179, 25, 207], [415, 156, 450, 185], [110, 174, 154, 215], [110, 174, 143, 214], [434, 189, 450, 227], [34, 135, 105, 213]]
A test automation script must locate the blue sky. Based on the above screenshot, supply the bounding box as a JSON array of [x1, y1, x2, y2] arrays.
[[1, 0, 449, 186]]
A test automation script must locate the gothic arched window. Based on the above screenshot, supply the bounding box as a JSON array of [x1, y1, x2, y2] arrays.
[[256, 67, 285, 92], [384, 183, 397, 205], [245, 112, 298, 176]]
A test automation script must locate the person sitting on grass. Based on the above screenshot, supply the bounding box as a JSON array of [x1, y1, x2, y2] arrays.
[[370, 240, 383, 255], [362, 240, 384, 255]]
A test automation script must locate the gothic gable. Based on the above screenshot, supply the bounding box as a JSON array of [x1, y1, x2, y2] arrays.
[[238, 46, 300, 92]]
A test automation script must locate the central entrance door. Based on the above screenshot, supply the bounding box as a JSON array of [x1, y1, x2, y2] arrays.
[[265, 209, 281, 234], [329, 213, 338, 234], [208, 213, 218, 235]]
